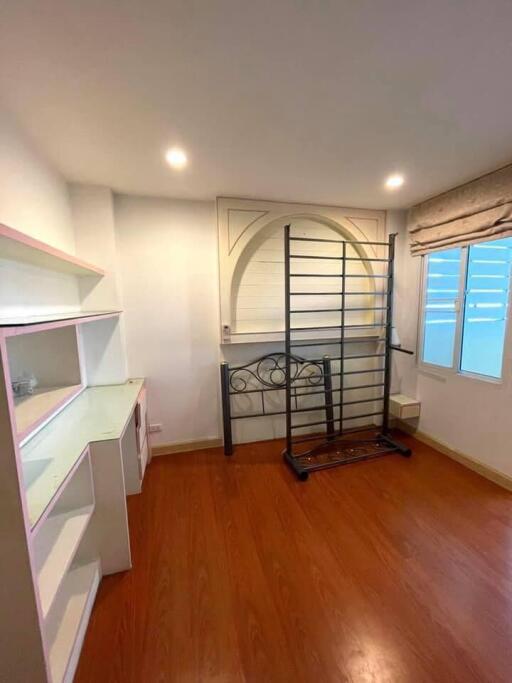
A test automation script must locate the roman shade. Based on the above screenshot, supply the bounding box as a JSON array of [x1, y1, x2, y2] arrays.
[[408, 164, 512, 255]]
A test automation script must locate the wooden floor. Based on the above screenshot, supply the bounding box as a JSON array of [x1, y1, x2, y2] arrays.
[[75, 433, 512, 683]]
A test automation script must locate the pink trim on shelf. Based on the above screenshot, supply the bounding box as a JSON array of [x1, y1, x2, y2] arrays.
[[17, 384, 85, 444], [2, 333, 53, 680], [0, 311, 121, 337], [0, 335, 20, 436], [0, 222, 105, 276]]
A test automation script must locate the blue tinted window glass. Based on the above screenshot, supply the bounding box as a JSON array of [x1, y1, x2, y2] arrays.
[[460, 237, 512, 378], [422, 248, 462, 367]]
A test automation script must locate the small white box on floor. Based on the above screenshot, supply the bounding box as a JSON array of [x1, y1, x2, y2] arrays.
[[390, 394, 421, 420]]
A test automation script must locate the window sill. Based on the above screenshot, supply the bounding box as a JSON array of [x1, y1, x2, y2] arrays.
[[418, 363, 503, 387]]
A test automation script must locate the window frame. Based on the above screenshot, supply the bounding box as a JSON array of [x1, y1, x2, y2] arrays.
[[418, 241, 512, 384]]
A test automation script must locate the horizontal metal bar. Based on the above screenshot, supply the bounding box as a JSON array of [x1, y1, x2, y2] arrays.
[[295, 381, 385, 392], [291, 396, 384, 429], [345, 256, 389, 262], [290, 273, 389, 278], [290, 307, 388, 314], [343, 306, 388, 312], [291, 323, 383, 332], [346, 352, 385, 360], [232, 400, 384, 422], [229, 374, 331, 396], [233, 383, 315, 397], [290, 308, 343, 314], [343, 382, 385, 391], [230, 384, 384, 404], [229, 375, 385, 397], [292, 425, 378, 446], [390, 345, 415, 355], [290, 338, 379, 348], [330, 368, 384, 377], [290, 414, 384, 445], [290, 395, 385, 416], [290, 291, 386, 296], [290, 402, 339, 414], [290, 254, 341, 261], [293, 387, 330, 398], [291, 419, 331, 430], [342, 396, 384, 407], [334, 353, 385, 361], [303, 353, 385, 363], [343, 410, 384, 421], [231, 410, 285, 420], [229, 386, 283, 396], [290, 254, 389, 263], [289, 237, 390, 246], [292, 432, 335, 445]]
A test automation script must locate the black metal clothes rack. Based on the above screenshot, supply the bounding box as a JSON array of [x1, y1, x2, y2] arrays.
[[283, 224, 412, 480]]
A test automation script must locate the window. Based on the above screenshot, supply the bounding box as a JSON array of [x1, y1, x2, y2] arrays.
[[421, 237, 512, 379]]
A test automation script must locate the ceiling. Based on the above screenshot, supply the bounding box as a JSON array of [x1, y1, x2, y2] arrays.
[[2, 0, 512, 209]]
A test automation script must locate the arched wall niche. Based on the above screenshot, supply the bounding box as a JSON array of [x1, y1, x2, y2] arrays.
[[217, 198, 387, 343]]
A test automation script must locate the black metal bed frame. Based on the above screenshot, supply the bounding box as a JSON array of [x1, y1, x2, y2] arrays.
[[220, 352, 330, 456], [219, 225, 413, 481], [283, 225, 412, 479]]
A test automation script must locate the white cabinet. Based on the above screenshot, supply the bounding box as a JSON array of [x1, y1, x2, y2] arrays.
[[32, 450, 95, 619], [0, 314, 147, 683], [121, 387, 150, 495], [7, 325, 84, 442]]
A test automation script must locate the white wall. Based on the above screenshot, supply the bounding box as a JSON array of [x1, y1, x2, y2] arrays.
[[393, 217, 512, 479], [0, 105, 74, 252], [113, 195, 220, 446], [0, 104, 80, 318], [112, 197, 405, 449], [71, 185, 128, 385]]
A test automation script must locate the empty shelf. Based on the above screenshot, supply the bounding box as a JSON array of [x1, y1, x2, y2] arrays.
[[15, 385, 83, 441], [45, 559, 101, 683], [34, 504, 94, 618], [0, 310, 121, 330], [0, 222, 104, 276]]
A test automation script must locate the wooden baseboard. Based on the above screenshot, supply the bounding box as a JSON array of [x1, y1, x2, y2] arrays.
[[396, 420, 512, 493], [152, 438, 223, 457]]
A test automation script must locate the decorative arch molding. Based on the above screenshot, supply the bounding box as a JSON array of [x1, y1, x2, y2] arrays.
[[217, 197, 386, 344]]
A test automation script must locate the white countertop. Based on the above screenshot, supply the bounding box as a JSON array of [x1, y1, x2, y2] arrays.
[[21, 379, 144, 528]]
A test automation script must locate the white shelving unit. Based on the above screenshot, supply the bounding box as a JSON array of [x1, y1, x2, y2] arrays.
[[0, 227, 149, 683], [0, 222, 105, 277], [0, 310, 121, 328], [44, 559, 101, 683], [5, 324, 84, 443], [32, 451, 95, 618]]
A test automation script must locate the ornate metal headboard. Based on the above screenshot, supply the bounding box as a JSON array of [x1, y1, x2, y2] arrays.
[[220, 352, 334, 455]]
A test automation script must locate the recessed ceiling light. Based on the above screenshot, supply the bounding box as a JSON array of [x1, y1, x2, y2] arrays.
[[165, 147, 188, 169], [385, 173, 404, 190]]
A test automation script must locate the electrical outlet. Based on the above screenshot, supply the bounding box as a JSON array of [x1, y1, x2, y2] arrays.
[[149, 423, 163, 433]]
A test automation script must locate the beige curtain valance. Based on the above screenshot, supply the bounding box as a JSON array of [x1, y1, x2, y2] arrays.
[[407, 164, 512, 255]]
